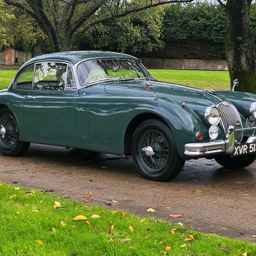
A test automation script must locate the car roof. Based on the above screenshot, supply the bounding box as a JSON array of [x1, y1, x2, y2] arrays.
[[24, 51, 137, 66]]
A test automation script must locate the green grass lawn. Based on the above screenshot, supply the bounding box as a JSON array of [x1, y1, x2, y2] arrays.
[[0, 70, 231, 91], [0, 183, 255, 255], [150, 69, 230, 90], [0, 70, 18, 89]]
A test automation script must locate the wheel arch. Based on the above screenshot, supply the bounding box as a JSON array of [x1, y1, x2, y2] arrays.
[[0, 104, 9, 111], [124, 113, 169, 155]]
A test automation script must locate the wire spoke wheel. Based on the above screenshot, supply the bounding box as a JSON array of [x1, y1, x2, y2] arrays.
[[0, 114, 18, 149], [132, 119, 185, 181], [0, 108, 30, 156], [139, 129, 169, 172]]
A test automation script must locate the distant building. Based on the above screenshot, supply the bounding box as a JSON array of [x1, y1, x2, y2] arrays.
[[0, 48, 31, 66]]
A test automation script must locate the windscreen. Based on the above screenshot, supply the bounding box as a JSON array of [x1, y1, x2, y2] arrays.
[[77, 58, 153, 87]]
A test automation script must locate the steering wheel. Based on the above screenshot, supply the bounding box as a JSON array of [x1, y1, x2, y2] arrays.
[[83, 74, 104, 86]]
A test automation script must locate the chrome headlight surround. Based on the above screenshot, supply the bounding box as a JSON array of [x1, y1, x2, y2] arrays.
[[250, 102, 256, 119], [205, 107, 221, 126]]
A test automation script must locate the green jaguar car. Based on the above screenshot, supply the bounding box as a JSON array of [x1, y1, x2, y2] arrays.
[[1, 51, 256, 181]]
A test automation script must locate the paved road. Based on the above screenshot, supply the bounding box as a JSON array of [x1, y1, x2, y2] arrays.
[[0, 144, 256, 242]]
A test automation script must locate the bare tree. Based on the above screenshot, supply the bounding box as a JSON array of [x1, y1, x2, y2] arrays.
[[3, 0, 193, 52], [217, 0, 256, 93]]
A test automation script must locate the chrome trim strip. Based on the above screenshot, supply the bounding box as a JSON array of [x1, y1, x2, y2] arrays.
[[235, 127, 256, 132]]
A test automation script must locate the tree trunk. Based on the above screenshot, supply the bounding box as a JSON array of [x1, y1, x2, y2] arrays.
[[225, 0, 256, 93]]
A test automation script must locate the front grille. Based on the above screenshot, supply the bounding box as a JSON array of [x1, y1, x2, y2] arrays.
[[217, 102, 243, 142]]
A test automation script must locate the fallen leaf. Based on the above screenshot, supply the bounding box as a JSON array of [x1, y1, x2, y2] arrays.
[[121, 211, 126, 217], [112, 200, 118, 203], [26, 190, 36, 196], [108, 238, 114, 243], [194, 190, 202, 193], [73, 215, 88, 221], [0, 183, 2, 186], [87, 192, 92, 195], [170, 214, 182, 218], [180, 244, 187, 248], [140, 219, 146, 223], [242, 252, 247, 256], [177, 222, 184, 226], [14, 187, 20, 190], [129, 225, 134, 232], [108, 224, 114, 233], [82, 199, 91, 203], [91, 214, 100, 219], [147, 208, 156, 212], [52, 228, 56, 233], [53, 201, 62, 208], [159, 241, 163, 244], [85, 221, 91, 226], [170, 228, 176, 235], [60, 221, 67, 227], [185, 235, 194, 241], [35, 240, 43, 245], [163, 251, 167, 255], [165, 245, 171, 251]]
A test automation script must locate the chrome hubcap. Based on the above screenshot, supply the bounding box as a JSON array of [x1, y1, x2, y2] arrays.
[[0, 125, 6, 139], [142, 146, 155, 156]]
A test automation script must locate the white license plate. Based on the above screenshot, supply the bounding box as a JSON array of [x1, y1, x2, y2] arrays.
[[231, 143, 256, 157]]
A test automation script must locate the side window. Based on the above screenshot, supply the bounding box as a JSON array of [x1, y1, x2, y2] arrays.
[[34, 62, 68, 90], [15, 64, 34, 90]]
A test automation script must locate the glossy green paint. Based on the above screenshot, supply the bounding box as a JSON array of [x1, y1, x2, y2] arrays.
[[1, 51, 256, 161]]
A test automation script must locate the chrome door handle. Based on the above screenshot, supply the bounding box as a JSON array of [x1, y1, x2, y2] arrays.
[[24, 95, 35, 99]]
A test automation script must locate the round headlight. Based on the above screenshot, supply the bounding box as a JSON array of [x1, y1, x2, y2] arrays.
[[205, 107, 220, 126], [209, 125, 219, 140], [250, 102, 256, 118]]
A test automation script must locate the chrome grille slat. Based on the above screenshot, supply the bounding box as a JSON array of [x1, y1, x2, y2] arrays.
[[217, 102, 243, 142]]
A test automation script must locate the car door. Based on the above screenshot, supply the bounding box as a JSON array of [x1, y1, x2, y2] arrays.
[[23, 62, 78, 147]]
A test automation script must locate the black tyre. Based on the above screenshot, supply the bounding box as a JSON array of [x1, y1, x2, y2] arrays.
[[0, 108, 30, 156], [131, 119, 185, 181], [214, 154, 256, 169]]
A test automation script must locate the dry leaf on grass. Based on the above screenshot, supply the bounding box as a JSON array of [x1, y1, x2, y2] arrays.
[[129, 225, 134, 232], [91, 214, 100, 219], [72, 215, 87, 221]]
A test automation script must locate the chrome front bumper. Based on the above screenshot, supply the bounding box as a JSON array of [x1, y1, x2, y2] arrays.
[[184, 125, 256, 157]]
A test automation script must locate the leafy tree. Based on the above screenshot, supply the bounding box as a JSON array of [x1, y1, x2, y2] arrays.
[[217, 0, 256, 93], [3, 0, 193, 52], [83, 4, 164, 53], [0, 2, 15, 50], [0, 0, 48, 55]]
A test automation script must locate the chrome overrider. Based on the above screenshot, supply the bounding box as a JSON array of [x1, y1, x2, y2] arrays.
[[184, 126, 256, 157]]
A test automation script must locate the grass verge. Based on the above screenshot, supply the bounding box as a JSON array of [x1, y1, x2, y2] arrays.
[[0, 183, 255, 255]]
